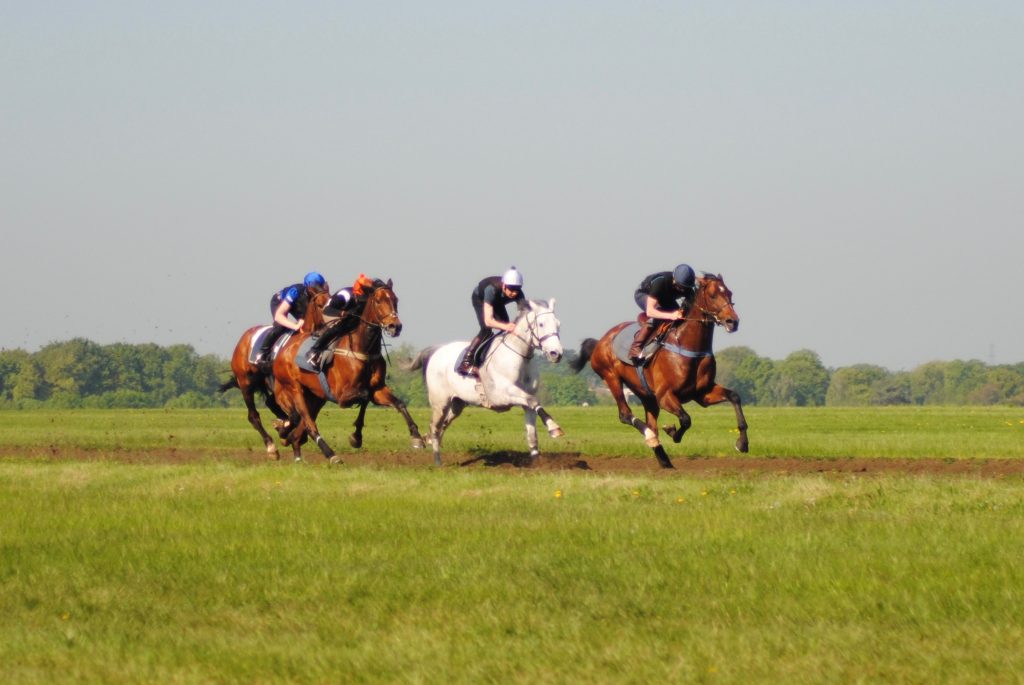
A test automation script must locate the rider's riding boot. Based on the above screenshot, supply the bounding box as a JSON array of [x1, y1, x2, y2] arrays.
[[458, 335, 484, 378], [306, 320, 344, 371], [628, 320, 655, 366]]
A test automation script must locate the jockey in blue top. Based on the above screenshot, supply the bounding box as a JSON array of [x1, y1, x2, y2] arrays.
[[305, 273, 376, 370], [457, 267, 527, 378], [628, 263, 696, 366], [254, 271, 329, 370]]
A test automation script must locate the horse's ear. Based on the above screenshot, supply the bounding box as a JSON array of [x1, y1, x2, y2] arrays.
[[549, 297, 556, 309], [386, 278, 393, 289]]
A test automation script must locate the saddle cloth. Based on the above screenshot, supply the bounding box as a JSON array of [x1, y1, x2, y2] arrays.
[[610, 323, 660, 366]]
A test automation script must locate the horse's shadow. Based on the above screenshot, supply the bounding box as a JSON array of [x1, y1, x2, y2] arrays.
[[459, 450, 591, 470]]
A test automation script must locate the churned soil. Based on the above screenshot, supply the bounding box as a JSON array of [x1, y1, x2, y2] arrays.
[[6, 447, 1024, 478]]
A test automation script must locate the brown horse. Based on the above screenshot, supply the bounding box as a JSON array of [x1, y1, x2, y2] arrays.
[[271, 278, 424, 464], [571, 273, 749, 469], [220, 291, 329, 460]]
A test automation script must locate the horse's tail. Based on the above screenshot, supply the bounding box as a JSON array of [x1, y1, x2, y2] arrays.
[[570, 338, 598, 373], [218, 377, 239, 393], [406, 346, 438, 377]]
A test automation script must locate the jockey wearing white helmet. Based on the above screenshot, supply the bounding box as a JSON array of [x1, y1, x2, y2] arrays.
[[457, 267, 527, 378]]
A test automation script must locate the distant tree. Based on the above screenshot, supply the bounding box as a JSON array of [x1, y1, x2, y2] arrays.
[[826, 365, 890, 406], [717, 346, 776, 405], [909, 361, 946, 404], [771, 349, 829, 406], [943, 360, 988, 404], [538, 373, 597, 406]]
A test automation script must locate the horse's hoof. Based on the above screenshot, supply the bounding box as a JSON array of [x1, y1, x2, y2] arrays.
[[328, 455, 344, 466], [411, 438, 425, 450], [736, 439, 749, 453], [294, 455, 303, 463], [348, 436, 362, 449], [266, 446, 280, 461], [548, 428, 564, 439]]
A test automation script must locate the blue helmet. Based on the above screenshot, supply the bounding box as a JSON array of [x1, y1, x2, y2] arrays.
[[672, 264, 695, 290], [303, 271, 326, 289]]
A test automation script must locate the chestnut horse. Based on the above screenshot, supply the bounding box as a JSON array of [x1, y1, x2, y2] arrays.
[[571, 273, 749, 469], [220, 292, 329, 460], [271, 278, 424, 464]]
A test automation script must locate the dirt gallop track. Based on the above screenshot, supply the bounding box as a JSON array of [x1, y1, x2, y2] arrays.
[[13, 447, 1024, 478]]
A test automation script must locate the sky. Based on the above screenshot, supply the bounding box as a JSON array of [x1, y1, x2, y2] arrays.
[[3, 1, 1022, 371]]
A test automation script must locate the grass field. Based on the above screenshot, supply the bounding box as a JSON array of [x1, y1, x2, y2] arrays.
[[2, 406, 1024, 683], [2, 405, 1023, 460]]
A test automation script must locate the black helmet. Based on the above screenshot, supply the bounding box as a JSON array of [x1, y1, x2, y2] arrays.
[[672, 264, 695, 290]]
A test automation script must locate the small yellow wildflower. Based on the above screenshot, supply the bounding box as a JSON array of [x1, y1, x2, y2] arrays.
[[554, 490, 562, 499]]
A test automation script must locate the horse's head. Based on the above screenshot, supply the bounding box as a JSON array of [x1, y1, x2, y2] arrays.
[[363, 278, 402, 337], [302, 291, 330, 333], [520, 299, 563, 363], [694, 274, 739, 333]]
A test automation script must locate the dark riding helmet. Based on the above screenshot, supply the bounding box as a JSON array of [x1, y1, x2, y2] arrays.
[[303, 271, 327, 291], [672, 264, 696, 290]]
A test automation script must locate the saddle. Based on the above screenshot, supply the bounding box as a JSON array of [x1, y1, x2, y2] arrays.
[[455, 332, 501, 370], [610, 323, 666, 366]]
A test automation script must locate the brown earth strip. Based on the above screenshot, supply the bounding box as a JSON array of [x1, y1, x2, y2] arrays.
[[3, 447, 1024, 478]]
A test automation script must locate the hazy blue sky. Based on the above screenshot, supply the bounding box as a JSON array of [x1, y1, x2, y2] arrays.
[[4, 2, 1022, 370]]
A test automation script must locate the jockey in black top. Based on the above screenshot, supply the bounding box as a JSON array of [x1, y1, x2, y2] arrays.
[[628, 264, 697, 366], [305, 273, 376, 371], [458, 267, 527, 378], [255, 271, 329, 371]]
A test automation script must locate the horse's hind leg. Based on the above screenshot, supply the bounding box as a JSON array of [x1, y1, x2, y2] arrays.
[[349, 401, 369, 449], [523, 407, 539, 459], [241, 385, 280, 460], [639, 397, 674, 469], [698, 384, 749, 453], [603, 373, 659, 447], [369, 386, 425, 450]]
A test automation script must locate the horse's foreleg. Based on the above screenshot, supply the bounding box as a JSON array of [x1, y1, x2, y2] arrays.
[[371, 386, 425, 449], [657, 393, 692, 444], [698, 384, 749, 453], [535, 407, 564, 439]]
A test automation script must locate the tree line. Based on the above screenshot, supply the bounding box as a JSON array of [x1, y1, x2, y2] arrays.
[[1, 339, 1022, 409]]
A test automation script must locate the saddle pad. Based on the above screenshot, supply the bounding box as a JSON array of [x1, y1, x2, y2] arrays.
[[611, 323, 642, 366], [247, 327, 295, 365]]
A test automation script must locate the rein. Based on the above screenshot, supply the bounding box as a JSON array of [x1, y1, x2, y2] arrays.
[[656, 281, 731, 360], [502, 310, 558, 359]]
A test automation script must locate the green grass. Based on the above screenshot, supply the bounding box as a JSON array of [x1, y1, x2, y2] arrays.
[[1, 405, 1023, 459], [2, 462, 1024, 683], [2, 407, 1024, 682]]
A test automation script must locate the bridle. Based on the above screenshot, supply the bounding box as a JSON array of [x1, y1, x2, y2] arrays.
[[356, 287, 401, 335], [502, 308, 560, 359], [686, 279, 735, 328]]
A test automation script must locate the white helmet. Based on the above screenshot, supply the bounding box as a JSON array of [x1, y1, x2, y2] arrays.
[[501, 266, 524, 288]]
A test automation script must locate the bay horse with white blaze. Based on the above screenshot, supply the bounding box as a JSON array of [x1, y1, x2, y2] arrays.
[[271, 278, 424, 463], [571, 273, 748, 469]]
